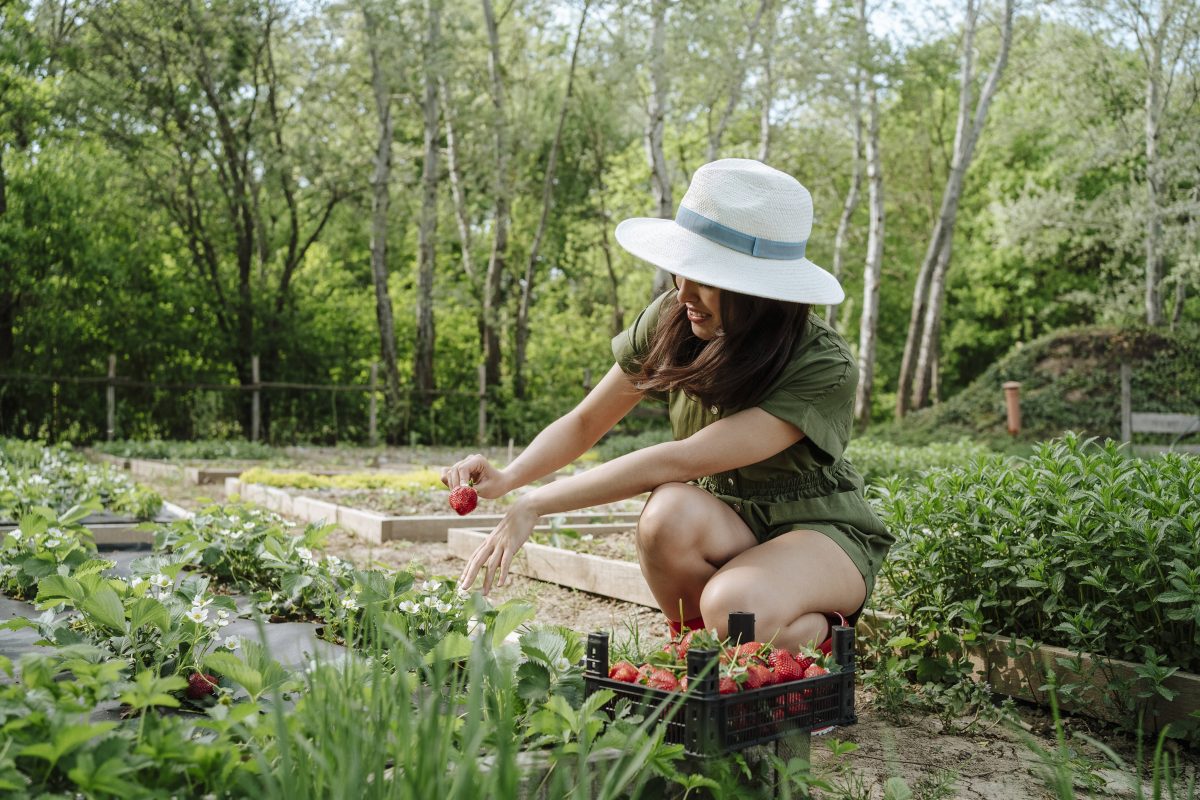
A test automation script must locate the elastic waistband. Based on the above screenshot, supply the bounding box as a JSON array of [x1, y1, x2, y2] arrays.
[[697, 464, 840, 498]]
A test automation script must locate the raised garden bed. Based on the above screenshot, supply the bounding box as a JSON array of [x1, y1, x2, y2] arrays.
[[447, 523, 655, 607], [228, 477, 642, 545], [859, 609, 1200, 733]]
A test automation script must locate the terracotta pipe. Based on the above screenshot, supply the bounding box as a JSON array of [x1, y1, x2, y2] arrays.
[[1003, 381, 1022, 437]]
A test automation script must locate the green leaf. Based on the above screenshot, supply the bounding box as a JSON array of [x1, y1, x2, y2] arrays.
[[79, 582, 127, 634], [281, 572, 314, 597], [516, 661, 552, 703], [127, 597, 169, 635], [68, 754, 140, 796], [120, 671, 185, 710], [204, 651, 263, 699], [490, 600, 536, 646], [425, 632, 473, 664]]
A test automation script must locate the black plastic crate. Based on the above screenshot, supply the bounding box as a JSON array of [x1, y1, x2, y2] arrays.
[[584, 612, 856, 756]]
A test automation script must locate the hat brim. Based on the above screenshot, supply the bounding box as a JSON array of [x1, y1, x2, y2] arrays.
[[615, 217, 845, 305]]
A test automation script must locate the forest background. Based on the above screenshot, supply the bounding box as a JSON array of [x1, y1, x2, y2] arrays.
[[1, 0, 1197, 446]]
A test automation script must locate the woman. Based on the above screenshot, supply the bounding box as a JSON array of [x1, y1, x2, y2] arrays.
[[445, 159, 892, 653]]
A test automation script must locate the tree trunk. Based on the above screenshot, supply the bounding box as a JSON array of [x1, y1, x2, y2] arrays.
[[0, 145, 12, 367], [1143, 13, 1165, 327], [440, 77, 475, 282], [706, 0, 771, 162], [757, 8, 775, 162], [361, 3, 403, 411], [901, 0, 1013, 415], [645, 0, 674, 298], [854, 19, 883, 430], [414, 0, 442, 399], [481, 0, 510, 388], [828, 64, 863, 331], [514, 2, 589, 401]]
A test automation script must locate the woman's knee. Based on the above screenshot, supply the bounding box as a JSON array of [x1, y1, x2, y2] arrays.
[[636, 483, 702, 560], [698, 574, 760, 637]]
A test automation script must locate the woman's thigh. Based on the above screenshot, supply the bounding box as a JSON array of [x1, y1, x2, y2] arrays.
[[637, 482, 758, 568], [700, 530, 867, 630]]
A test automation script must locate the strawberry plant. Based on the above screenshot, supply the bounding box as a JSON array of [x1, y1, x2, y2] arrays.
[[0, 440, 162, 520], [0, 503, 100, 600]]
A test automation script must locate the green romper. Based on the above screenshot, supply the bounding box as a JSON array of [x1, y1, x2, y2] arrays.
[[612, 291, 894, 609]]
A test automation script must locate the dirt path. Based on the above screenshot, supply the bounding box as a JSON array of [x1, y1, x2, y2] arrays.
[[136, 471, 1195, 799]]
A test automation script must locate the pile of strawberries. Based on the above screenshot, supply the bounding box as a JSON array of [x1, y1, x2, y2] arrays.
[[606, 628, 830, 695]]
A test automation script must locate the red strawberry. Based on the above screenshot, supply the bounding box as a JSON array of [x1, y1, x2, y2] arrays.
[[719, 676, 738, 694], [186, 672, 218, 700], [744, 662, 773, 689], [794, 652, 815, 673], [769, 649, 804, 683], [448, 484, 478, 515], [803, 663, 828, 679], [645, 668, 679, 691], [736, 641, 763, 659], [608, 660, 640, 683]]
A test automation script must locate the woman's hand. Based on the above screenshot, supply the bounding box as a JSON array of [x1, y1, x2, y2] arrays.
[[440, 453, 509, 499], [458, 497, 540, 594]]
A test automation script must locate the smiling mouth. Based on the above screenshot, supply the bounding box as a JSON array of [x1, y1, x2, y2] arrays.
[[686, 308, 711, 323]]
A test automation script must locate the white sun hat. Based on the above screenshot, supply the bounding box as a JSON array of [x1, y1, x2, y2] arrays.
[[615, 158, 845, 305]]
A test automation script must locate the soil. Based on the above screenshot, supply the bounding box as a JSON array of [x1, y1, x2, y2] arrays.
[[129, 464, 1198, 800]]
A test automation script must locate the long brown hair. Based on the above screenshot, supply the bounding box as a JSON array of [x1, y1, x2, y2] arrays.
[[632, 288, 810, 411]]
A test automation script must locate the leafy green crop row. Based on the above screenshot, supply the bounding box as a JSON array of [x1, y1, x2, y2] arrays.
[[0, 439, 162, 521]]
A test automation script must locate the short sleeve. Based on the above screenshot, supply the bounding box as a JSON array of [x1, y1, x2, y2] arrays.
[[611, 290, 673, 376], [756, 325, 857, 463]]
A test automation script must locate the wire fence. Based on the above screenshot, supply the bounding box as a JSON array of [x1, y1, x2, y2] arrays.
[[0, 356, 488, 446]]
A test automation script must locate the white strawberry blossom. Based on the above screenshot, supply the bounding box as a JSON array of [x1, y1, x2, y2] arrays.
[[296, 547, 315, 564], [398, 600, 417, 613], [217, 609, 230, 620], [554, 657, 571, 672], [222, 635, 241, 651], [420, 579, 440, 594], [7, 529, 21, 542], [422, 595, 438, 609], [192, 594, 213, 609], [186, 607, 209, 624], [435, 601, 452, 614], [150, 574, 171, 589], [341, 596, 359, 611]]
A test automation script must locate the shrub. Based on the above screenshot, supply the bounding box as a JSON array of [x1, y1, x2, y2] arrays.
[[844, 437, 997, 485], [875, 433, 1200, 675]]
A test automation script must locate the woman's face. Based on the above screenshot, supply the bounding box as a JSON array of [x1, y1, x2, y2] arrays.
[[674, 275, 723, 340]]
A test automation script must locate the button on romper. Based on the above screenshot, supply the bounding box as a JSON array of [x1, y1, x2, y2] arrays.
[[612, 291, 894, 611]]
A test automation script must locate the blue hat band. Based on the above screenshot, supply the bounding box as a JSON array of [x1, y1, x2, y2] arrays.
[[674, 206, 807, 261]]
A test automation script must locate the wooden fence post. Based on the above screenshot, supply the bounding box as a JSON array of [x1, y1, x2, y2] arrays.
[[369, 362, 378, 446], [106, 355, 116, 441], [1120, 363, 1132, 444], [251, 355, 261, 443], [477, 364, 487, 447]]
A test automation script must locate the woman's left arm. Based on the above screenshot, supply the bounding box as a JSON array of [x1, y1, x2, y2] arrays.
[[460, 408, 803, 592]]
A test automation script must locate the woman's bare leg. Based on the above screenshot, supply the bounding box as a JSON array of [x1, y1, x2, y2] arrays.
[[699, 530, 866, 651], [635, 482, 757, 623]]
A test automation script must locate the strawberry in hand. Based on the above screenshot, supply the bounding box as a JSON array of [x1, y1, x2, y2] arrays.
[[449, 482, 478, 516]]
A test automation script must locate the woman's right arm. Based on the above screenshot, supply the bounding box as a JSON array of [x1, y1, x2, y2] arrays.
[[440, 363, 645, 498]]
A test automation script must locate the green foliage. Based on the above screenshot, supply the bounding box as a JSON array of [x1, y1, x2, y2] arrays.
[[240, 466, 446, 492], [94, 438, 282, 461], [0, 504, 99, 600], [875, 433, 1200, 734], [845, 437, 996, 485], [0, 439, 162, 520], [881, 325, 1200, 445]]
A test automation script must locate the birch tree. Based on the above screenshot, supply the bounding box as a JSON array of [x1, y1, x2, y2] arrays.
[[854, 0, 884, 428], [514, 1, 590, 400], [361, 1, 402, 412], [414, 0, 442, 399], [1080, 0, 1200, 326], [480, 0, 511, 388], [896, 0, 1014, 417], [645, 0, 674, 297], [705, 0, 772, 162]]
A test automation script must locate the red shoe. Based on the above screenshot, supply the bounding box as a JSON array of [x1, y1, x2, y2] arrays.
[[816, 612, 848, 656]]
